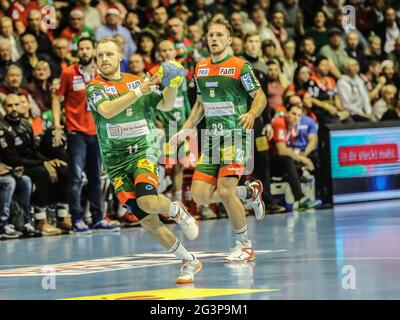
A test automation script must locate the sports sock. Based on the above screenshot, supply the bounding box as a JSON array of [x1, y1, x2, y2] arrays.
[[235, 225, 250, 246], [236, 186, 253, 201], [168, 239, 194, 261]]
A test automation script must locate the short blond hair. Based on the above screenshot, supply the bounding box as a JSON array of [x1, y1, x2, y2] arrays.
[[96, 37, 121, 52], [207, 16, 233, 36]]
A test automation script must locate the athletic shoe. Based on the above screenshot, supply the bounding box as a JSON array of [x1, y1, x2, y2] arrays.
[[92, 219, 121, 233], [266, 204, 286, 214], [70, 220, 92, 235], [245, 180, 266, 220], [104, 214, 122, 226], [297, 197, 322, 212], [176, 257, 202, 284], [173, 201, 199, 240], [0, 224, 21, 240], [35, 219, 62, 236], [57, 217, 72, 232], [224, 240, 256, 262], [120, 212, 139, 226], [22, 223, 41, 238]]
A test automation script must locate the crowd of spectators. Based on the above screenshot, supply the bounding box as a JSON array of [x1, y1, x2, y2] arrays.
[[1, 0, 400, 240]]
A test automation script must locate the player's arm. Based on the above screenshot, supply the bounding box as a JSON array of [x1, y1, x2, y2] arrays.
[[182, 95, 204, 130], [156, 86, 178, 112], [302, 133, 318, 157]]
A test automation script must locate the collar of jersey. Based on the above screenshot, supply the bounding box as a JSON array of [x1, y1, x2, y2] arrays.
[[211, 53, 233, 65], [99, 73, 123, 82]]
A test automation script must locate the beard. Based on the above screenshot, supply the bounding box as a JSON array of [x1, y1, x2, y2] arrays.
[[80, 56, 93, 66], [7, 111, 20, 121]]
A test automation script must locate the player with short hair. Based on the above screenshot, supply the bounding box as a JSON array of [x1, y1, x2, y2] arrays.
[[87, 37, 201, 284], [170, 17, 268, 262]]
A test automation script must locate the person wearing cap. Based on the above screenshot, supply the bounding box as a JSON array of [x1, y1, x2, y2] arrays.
[[319, 27, 349, 79], [60, 7, 95, 57], [76, 0, 102, 31], [97, 0, 127, 25], [95, 7, 137, 61]]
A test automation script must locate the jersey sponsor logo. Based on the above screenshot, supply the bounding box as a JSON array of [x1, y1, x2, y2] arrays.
[[113, 177, 124, 190], [240, 73, 255, 91], [219, 67, 235, 75], [278, 129, 286, 140], [126, 108, 133, 116], [197, 68, 209, 76], [72, 76, 85, 91], [106, 120, 150, 139], [137, 159, 155, 173], [209, 89, 215, 97], [127, 81, 141, 91], [90, 91, 103, 104], [105, 86, 118, 94], [203, 101, 235, 117], [205, 82, 219, 88]]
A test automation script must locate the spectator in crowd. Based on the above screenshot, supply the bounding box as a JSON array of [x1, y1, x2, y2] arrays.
[[128, 53, 146, 77], [302, 91, 317, 121], [345, 31, 368, 73], [96, 7, 136, 61], [269, 10, 288, 49], [97, 0, 127, 25], [281, 39, 297, 84], [372, 84, 397, 121], [143, 6, 168, 41], [0, 65, 40, 117], [266, 61, 288, 111], [365, 34, 387, 62], [114, 34, 129, 72], [188, 0, 213, 31], [321, 0, 340, 25], [26, 60, 55, 113], [319, 28, 348, 79], [304, 10, 330, 53], [270, 102, 320, 211], [52, 37, 119, 234], [7, 0, 38, 33], [229, 11, 245, 39], [121, 0, 147, 28], [286, 64, 312, 98], [0, 93, 67, 236], [362, 58, 386, 102], [77, 0, 102, 31], [262, 39, 281, 68], [0, 16, 22, 62], [375, 6, 400, 54], [272, 0, 301, 39], [308, 56, 351, 124], [297, 36, 317, 74], [17, 33, 53, 83], [124, 12, 141, 45], [337, 58, 373, 122], [173, 4, 191, 25], [26, 9, 52, 55], [50, 37, 75, 77], [381, 90, 400, 121], [388, 36, 400, 71], [0, 39, 13, 82], [364, 0, 386, 35], [61, 8, 95, 56], [231, 36, 243, 56], [136, 31, 157, 72], [188, 24, 209, 63], [380, 59, 400, 88]]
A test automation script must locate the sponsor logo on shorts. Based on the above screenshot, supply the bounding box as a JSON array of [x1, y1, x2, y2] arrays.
[[113, 177, 124, 190], [137, 159, 155, 173], [197, 68, 209, 76], [145, 185, 154, 191], [219, 67, 235, 75], [240, 73, 255, 91], [127, 81, 141, 91], [105, 86, 118, 94], [205, 82, 219, 88]]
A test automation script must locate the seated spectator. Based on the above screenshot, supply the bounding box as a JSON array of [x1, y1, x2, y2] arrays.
[[61, 8, 95, 56], [137, 31, 157, 72], [142, 6, 168, 41], [362, 59, 386, 103], [365, 34, 387, 62], [308, 56, 351, 124], [128, 53, 146, 77], [346, 31, 367, 73], [375, 6, 400, 54], [269, 10, 288, 49], [297, 36, 317, 74], [286, 64, 311, 98], [302, 91, 317, 121], [388, 36, 400, 71], [0, 94, 68, 236], [97, 0, 127, 25], [121, 0, 148, 29], [0, 16, 22, 62], [17, 33, 52, 83], [380, 59, 400, 88], [0, 65, 40, 117], [270, 103, 320, 210], [114, 34, 129, 72], [50, 37, 75, 77], [231, 36, 243, 56], [229, 11, 245, 39], [266, 61, 288, 111], [319, 28, 348, 79], [96, 7, 136, 61], [7, 0, 38, 33], [337, 58, 373, 122], [124, 11, 141, 45], [188, 24, 209, 63], [373, 84, 397, 121], [262, 39, 282, 69], [26, 9, 52, 55], [26, 60, 57, 113], [188, 0, 214, 32], [77, 0, 102, 31], [273, 0, 301, 39], [304, 10, 329, 53], [381, 91, 400, 121], [281, 39, 297, 84], [0, 39, 13, 82]]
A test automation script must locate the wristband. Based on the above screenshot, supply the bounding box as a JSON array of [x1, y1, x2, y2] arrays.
[[134, 87, 143, 98]]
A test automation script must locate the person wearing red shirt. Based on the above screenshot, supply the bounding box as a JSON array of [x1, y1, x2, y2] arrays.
[[7, 0, 38, 30], [52, 37, 116, 234], [270, 102, 320, 211]]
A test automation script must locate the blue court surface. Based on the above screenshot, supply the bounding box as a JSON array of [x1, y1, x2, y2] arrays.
[[1, 200, 400, 300]]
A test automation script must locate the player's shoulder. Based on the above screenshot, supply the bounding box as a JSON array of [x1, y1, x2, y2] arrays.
[[62, 63, 78, 77], [227, 55, 247, 69], [122, 72, 144, 82], [87, 75, 105, 88]]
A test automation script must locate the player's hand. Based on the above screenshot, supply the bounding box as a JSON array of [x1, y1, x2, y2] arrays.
[[52, 126, 66, 147], [140, 73, 159, 95], [262, 124, 274, 140], [44, 161, 58, 183], [239, 113, 256, 129], [301, 157, 315, 171], [50, 159, 67, 167], [0, 162, 11, 175]]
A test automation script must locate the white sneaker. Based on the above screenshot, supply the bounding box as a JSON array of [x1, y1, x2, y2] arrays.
[[246, 180, 265, 220], [225, 240, 256, 262], [176, 257, 202, 284], [173, 201, 199, 240]]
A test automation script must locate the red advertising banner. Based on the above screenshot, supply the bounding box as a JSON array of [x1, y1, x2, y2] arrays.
[[339, 144, 398, 166]]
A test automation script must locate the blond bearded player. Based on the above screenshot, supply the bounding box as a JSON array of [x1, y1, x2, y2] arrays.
[[86, 37, 201, 284], [170, 17, 267, 262]]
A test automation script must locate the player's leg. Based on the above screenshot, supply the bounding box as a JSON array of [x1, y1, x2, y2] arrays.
[[172, 164, 184, 201]]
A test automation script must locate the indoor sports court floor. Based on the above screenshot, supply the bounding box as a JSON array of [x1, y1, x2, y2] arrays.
[[1, 199, 400, 300]]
